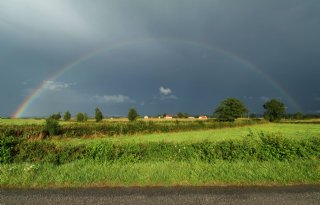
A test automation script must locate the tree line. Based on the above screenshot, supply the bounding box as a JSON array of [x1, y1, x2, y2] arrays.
[[47, 98, 293, 123], [214, 98, 285, 122], [49, 107, 138, 122]]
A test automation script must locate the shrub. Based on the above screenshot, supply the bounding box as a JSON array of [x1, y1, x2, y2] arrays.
[[95, 108, 103, 122], [2, 132, 319, 164], [15, 140, 86, 164], [63, 111, 71, 121], [49, 113, 62, 120], [0, 135, 20, 163], [43, 118, 61, 136], [128, 108, 138, 121], [76, 113, 85, 122], [83, 113, 88, 122]]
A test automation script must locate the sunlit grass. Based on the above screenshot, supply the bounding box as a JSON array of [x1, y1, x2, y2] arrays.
[[51, 123, 320, 145], [0, 118, 211, 125], [1, 120, 319, 188], [1, 160, 319, 188], [0, 118, 45, 125]]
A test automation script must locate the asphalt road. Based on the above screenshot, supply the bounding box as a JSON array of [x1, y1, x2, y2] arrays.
[[1, 186, 319, 205]]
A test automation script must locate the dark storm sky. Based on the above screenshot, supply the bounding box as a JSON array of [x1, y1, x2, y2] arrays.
[[0, 0, 319, 117]]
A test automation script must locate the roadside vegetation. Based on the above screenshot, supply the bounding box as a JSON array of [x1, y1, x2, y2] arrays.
[[1, 122, 319, 187], [1, 160, 318, 187], [1, 100, 320, 187]]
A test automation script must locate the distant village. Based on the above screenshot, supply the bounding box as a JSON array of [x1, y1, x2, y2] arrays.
[[143, 114, 208, 120]]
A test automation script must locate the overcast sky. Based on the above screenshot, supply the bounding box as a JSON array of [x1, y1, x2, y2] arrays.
[[1, 0, 319, 117]]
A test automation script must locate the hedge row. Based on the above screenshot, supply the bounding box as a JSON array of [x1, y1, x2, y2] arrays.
[[0, 119, 266, 139], [1, 133, 319, 164]]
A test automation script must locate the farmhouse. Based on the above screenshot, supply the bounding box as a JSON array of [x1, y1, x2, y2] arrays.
[[198, 115, 208, 120], [165, 115, 173, 119]]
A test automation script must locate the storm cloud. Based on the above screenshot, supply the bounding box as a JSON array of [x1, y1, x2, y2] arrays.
[[1, 0, 319, 117]]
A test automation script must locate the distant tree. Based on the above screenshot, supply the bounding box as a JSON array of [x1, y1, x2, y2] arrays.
[[283, 113, 293, 120], [249, 113, 257, 119], [128, 108, 138, 121], [303, 113, 320, 119], [63, 111, 71, 121], [95, 107, 103, 122], [49, 113, 61, 120], [76, 113, 84, 122], [214, 98, 248, 122], [83, 113, 88, 122], [293, 112, 303, 120], [177, 112, 184, 118], [263, 99, 285, 122], [177, 112, 189, 118]]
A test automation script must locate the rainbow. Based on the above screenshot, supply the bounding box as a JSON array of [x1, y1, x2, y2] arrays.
[[12, 38, 302, 118]]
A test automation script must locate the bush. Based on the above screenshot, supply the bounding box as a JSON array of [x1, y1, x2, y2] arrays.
[[76, 113, 85, 122], [3, 132, 318, 164], [0, 135, 20, 163], [49, 113, 62, 120], [85, 135, 320, 163], [95, 108, 103, 122], [15, 140, 86, 164], [83, 113, 88, 122], [43, 118, 61, 136], [128, 108, 138, 121], [64, 111, 71, 121]]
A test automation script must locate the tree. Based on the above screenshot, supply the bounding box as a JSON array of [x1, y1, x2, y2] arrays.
[[63, 111, 71, 121], [214, 98, 248, 121], [263, 99, 285, 122], [128, 108, 138, 121], [49, 112, 61, 120], [177, 112, 189, 118], [83, 113, 88, 122], [293, 112, 303, 120], [76, 113, 84, 122], [43, 118, 61, 136], [95, 107, 103, 122]]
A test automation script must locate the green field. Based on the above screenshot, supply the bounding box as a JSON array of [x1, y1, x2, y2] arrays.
[[51, 123, 320, 145], [0, 117, 216, 125], [1, 120, 319, 187]]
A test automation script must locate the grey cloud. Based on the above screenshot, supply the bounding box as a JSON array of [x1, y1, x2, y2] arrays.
[[43, 81, 74, 91], [260, 96, 270, 102], [0, 0, 95, 41], [159, 86, 172, 96], [92, 95, 136, 104], [158, 86, 178, 101], [1, 0, 320, 117], [160, 95, 178, 101]]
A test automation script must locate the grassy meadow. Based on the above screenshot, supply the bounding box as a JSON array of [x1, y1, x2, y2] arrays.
[[51, 123, 320, 145], [0, 118, 319, 187]]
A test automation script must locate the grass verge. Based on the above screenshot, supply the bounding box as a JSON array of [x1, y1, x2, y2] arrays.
[[1, 160, 319, 188]]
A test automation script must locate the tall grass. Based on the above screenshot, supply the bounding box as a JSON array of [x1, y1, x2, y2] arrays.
[[0, 119, 266, 139], [1, 122, 319, 187], [1, 160, 319, 187], [1, 132, 319, 164]]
